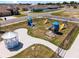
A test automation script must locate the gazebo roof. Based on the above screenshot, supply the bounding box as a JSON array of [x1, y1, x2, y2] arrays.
[[1, 32, 17, 40]]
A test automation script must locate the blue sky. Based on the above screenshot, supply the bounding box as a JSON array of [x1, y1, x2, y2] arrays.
[[0, 0, 79, 3]]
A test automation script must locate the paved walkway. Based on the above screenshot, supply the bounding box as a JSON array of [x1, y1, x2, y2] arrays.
[[0, 28, 58, 58], [64, 34, 79, 58]]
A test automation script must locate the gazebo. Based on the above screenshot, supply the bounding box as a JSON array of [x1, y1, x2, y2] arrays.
[[1, 32, 19, 49]]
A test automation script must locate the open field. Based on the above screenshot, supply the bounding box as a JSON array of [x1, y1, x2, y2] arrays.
[[51, 10, 79, 18], [31, 9, 63, 13], [0, 18, 79, 50]]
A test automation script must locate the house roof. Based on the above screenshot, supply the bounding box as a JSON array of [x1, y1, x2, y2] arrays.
[[31, 5, 59, 9], [0, 6, 10, 13], [1, 32, 17, 40]]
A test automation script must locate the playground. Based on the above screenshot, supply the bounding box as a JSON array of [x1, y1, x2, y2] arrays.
[[0, 17, 79, 50], [26, 17, 79, 49]]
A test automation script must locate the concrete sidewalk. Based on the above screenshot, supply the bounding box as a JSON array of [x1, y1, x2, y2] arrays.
[[64, 34, 79, 58]]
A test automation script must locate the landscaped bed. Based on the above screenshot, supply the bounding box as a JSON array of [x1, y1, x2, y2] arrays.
[[0, 18, 79, 50], [11, 44, 56, 58]]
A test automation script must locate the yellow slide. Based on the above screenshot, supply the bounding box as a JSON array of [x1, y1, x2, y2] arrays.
[[59, 24, 64, 31], [44, 19, 48, 24]]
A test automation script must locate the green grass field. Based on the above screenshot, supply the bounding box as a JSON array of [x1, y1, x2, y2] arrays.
[[14, 14, 26, 17], [11, 44, 56, 58], [0, 18, 3, 22]]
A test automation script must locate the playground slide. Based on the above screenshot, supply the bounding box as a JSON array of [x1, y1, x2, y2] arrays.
[[44, 19, 48, 24], [59, 24, 64, 31]]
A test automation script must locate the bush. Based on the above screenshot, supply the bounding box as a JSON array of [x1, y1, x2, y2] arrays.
[[32, 9, 43, 12]]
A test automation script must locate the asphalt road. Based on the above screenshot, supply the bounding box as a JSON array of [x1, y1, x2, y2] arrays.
[[0, 11, 79, 27]]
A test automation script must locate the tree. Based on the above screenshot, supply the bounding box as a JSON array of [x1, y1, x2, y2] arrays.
[[51, 3, 56, 5], [70, 1, 75, 4], [45, 3, 53, 5], [69, 1, 78, 8], [56, 2, 61, 5], [37, 3, 45, 5], [73, 5, 77, 8], [37, 3, 41, 5], [63, 1, 69, 4]]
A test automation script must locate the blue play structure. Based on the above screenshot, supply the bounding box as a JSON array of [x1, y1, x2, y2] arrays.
[[53, 21, 59, 30], [48, 21, 59, 33], [27, 16, 33, 26]]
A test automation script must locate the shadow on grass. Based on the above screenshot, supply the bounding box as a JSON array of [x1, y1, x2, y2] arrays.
[[55, 32, 63, 35]]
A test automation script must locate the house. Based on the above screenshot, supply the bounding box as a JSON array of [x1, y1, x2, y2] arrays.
[[0, 6, 11, 17], [0, 5, 20, 17], [6, 5, 20, 15], [30, 5, 60, 12]]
